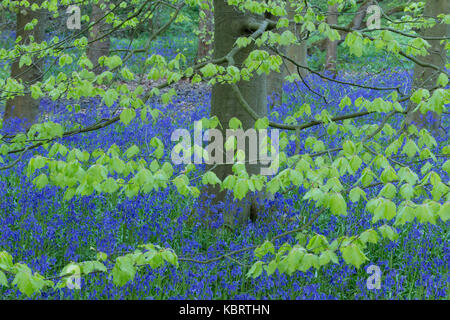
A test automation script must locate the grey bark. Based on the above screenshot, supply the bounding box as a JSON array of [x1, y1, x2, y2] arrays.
[[267, 2, 310, 105], [196, 2, 214, 64], [266, 13, 286, 107], [4, 1, 45, 130], [87, 1, 111, 75], [202, 0, 269, 226], [348, 0, 372, 30], [285, 2, 309, 78], [266, 48, 285, 108], [405, 0, 449, 132], [325, 4, 339, 74], [309, 0, 373, 54]]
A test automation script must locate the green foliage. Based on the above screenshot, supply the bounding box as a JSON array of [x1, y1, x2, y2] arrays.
[[0, 244, 177, 297], [0, 0, 448, 298]]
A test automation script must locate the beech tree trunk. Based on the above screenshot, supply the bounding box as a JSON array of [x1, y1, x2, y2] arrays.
[[4, 1, 45, 130], [0, 8, 4, 24], [348, 0, 372, 30], [196, 2, 214, 64], [325, 4, 338, 74], [267, 2, 310, 106], [266, 57, 285, 105], [87, 1, 111, 75], [266, 12, 286, 106], [266, 44, 286, 109], [309, 0, 372, 54], [203, 0, 269, 226], [406, 0, 449, 132], [285, 2, 309, 78]]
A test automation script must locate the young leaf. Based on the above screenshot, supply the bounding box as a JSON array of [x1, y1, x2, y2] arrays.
[[340, 244, 368, 269]]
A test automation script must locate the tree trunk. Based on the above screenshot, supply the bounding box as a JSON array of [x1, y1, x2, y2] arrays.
[[325, 4, 339, 74], [0, 8, 4, 24], [87, 1, 111, 75], [285, 2, 309, 78], [309, 0, 372, 54], [202, 0, 269, 226], [405, 0, 449, 132], [266, 12, 286, 107], [266, 46, 285, 107], [267, 2, 310, 106], [196, 2, 214, 64], [4, 1, 45, 130], [348, 0, 372, 30]]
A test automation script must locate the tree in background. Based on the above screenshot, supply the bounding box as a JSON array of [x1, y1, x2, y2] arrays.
[[325, 3, 339, 74], [195, 0, 214, 64], [87, 0, 111, 75], [4, 0, 45, 130], [267, 0, 309, 108], [284, 0, 308, 78], [406, 0, 449, 132]]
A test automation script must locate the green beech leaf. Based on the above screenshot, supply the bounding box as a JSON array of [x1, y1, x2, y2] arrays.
[[340, 244, 368, 269]]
